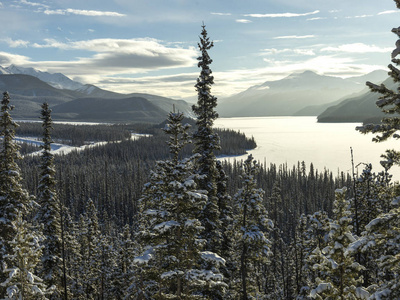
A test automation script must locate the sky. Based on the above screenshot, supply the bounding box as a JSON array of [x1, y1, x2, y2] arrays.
[[0, 0, 399, 100]]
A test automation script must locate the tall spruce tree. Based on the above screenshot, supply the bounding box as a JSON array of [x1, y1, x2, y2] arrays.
[[357, 0, 400, 168], [359, 198, 400, 299], [233, 155, 273, 299], [78, 199, 101, 299], [1, 211, 51, 299], [192, 24, 223, 253], [0, 92, 34, 296], [133, 111, 226, 299], [309, 188, 368, 299], [36, 102, 64, 299]]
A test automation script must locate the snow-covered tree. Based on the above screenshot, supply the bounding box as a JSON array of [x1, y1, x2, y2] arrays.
[[36, 102, 64, 299], [293, 214, 312, 299], [62, 210, 82, 299], [309, 187, 368, 299], [233, 154, 273, 299], [132, 111, 226, 299], [215, 160, 235, 291], [1, 212, 51, 299], [265, 183, 285, 299], [0, 91, 35, 297], [349, 163, 396, 288], [356, 1, 400, 168], [111, 224, 137, 299], [350, 195, 400, 299], [192, 24, 222, 254], [296, 211, 331, 300], [97, 233, 117, 299], [75, 199, 101, 299]]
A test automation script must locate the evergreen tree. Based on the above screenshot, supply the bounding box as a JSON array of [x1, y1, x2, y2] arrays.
[[98, 233, 117, 300], [294, 214, 312, 300], [309, 188, 368, 299], [192, 24, 222, 253], [80, 199, 101, 299], [233, 154, 273, 299], [296, 211, 331, 300], [215, 160, 235, 292], [133, 111, 226, 299], [265, 183, 285, 299], [1, 212, 51, 299], [36, 102, 64, 299], [112, 224, 136, 299], [0, 91, 35, 297], [350, 163, 396, 288], [357, 1, 400, 168], [62, 210, 82, 299], [351, 193, 400, 299]]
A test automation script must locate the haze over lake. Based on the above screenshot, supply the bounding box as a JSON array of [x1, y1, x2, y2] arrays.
[[215, 117, 400, 180]]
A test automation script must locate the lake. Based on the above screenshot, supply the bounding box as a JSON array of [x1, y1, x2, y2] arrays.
[[214, 117, 400, 181]]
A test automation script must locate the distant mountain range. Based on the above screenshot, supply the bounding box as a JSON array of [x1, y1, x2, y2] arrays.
[[218, 70, 388, 119], [0, 65, 192, 123], [0, 64, 392, 124]]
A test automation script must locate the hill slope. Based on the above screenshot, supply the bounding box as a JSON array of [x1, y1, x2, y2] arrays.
[[52, 97, 167, 123], [317, 77, 396, 123]]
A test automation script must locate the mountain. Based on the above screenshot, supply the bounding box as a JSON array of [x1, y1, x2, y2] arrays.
[[51, 96, 168, 123], [0, 74, 80, 101], [218, 70, 388, 117], [346, 69, 388, 85], [0, 73, 192, 123], [4, 64, 84, 90], [317, 77, 397, 123]]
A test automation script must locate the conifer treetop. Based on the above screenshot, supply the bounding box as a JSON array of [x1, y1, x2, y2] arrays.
[[193, 24, 219, 128]]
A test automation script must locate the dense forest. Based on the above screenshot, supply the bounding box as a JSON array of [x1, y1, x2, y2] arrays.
[[1, 18, 400, 300]]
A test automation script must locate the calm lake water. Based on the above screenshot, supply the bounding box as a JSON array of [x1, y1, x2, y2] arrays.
[[215, 117, 400, 181]]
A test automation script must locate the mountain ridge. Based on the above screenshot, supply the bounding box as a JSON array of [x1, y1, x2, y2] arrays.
[[317, 77, 396, 123], [0, 72, 192, 123], [218, 70, 388, 117]]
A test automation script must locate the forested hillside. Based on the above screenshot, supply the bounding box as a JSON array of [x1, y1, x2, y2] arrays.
[[1, 23, 400, 300]]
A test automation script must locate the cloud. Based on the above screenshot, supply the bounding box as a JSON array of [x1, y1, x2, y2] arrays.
[[19, 0, 49, 8], [273, 35, 315, 39], [261, 48, 315, 56], [244, 10, 319, 18], [307, 17, 327, 21], [26, 38, 197, 79], [346, 14, 373, 19], [0, 51, 30, 66], [1, 38, 29, 48], [211, 12, 231, 16], [378, 10, 400, 15], [0, 37, 197, 97], [43, 8, 126, 17], [236, 19, 252, 23], [321, 43, 392, 53]]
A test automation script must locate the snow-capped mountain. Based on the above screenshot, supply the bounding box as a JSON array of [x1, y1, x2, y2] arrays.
[[0, 66, 10, 74], [2, 64, 84, 90]]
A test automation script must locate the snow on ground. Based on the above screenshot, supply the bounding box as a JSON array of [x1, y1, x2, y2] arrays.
[[14, 133, 151, 157]]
